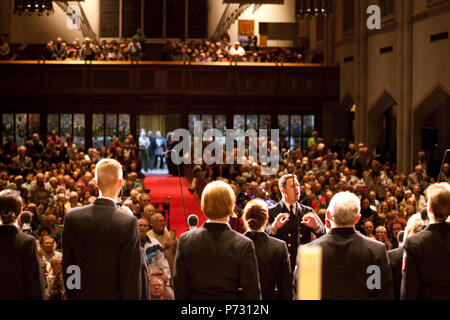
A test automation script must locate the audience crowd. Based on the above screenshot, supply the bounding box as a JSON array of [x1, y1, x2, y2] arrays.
[[40, 29, 147, 62], [0, 126, 449, 300], [33, 29, 309, 63], [162, 35, 306, 63]]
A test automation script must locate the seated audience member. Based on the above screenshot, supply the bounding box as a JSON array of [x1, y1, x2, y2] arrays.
[[0, 189, 45, 299], [294, 192, 394, 300], [173, 181, 261, 300], [149, 277, 166, 300], [53, 37, 67, 60], [141, 203, 156, 223], [387, 217, 406, 249], [362, 220, 376, 239], [355, 196, 376, 233], [148, 213, 177, 274], [81, 37, 97, 60], [388, 213, 424, 300], [229, 41, 245, 61], [375, 225, 393, 250], [41, 235, 62, 265], [412, 184, 427, 211], [12, 146, 34, 175], [30, 173, 52, 206], [138, 218, 171, 279], [0, 35, 10, 60], [439, 163, 450, 184], [41, 41, 55, 60], [149, 267, 174, 300], [127, 37, 142, 60], [243, 199, 292, 300], [47, 271, 64, 300], [408, 165, 427, 189], [46, 256, 63, 297], [401, 183, 450, 300]]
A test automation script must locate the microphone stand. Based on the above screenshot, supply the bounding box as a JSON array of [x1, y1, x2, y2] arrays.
[[437, 149, 450, 183], [166, 149, 189, 231]]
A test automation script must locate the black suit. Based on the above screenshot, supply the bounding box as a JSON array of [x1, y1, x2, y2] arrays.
[[266, 201, 325, 270], [388, 246, 403, 300], [401, 222, 450, 299], [293, 228, 394, 300], [173, 222, 261, 300], [244, 231, 292, 300], [0, 225, 45, 299], [62, 198, 142, 299]]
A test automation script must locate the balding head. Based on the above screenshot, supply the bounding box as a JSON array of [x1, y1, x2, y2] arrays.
[[94, 159, 123, 196], [142, 204, 156, 222], [150, 213, 165, 234]]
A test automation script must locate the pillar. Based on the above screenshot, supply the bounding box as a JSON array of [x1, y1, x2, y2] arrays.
[[396, 0, 413, 173], [354, 0, 368, 145]]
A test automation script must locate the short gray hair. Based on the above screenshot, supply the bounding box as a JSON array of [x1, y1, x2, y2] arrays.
[[328, 192, 360, 226]]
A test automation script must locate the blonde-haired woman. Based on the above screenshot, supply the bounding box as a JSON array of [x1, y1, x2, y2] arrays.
[[173, 181, 261, 300], [243, 199, 292, 300]]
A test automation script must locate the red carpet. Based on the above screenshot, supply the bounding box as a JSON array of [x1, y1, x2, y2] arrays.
[[144, 174, 205, 237]]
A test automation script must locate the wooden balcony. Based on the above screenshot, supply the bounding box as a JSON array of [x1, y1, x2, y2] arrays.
[[0, 60, 339, 100]]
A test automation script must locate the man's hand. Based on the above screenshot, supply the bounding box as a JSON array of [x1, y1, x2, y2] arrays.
[[164, 238, 176, 250], [271, 213, 290, 234], [301, 212, 322, 231]]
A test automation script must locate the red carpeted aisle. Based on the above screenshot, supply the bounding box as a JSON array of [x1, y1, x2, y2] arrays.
[[144, 174, 205, 236]]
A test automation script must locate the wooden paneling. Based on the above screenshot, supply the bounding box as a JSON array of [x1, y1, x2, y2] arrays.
[[0, 61, 339, 101]]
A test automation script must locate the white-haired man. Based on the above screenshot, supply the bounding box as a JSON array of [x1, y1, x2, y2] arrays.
[[62, 158, 142, 299], [293, 192, 394, 299]]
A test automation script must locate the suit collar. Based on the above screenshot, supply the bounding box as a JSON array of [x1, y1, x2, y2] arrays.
[[425, 222, 450, 231], [329, 227, 356, 235], [244, 230, 269, 240], [203, 222, 231, 230], [93, 197, 117, 208]]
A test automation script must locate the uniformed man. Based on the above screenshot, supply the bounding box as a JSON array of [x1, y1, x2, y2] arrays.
[[265, 174, 325, 272]]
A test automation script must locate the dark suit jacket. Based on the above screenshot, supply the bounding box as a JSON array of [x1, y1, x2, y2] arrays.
[[266, 201, 325, 270], [244, 231, 292, 300], [0, 225, 45, 299], [293, 228, 394, 300], [401, 222, 450, 300], [53, 44, 67, 59], [388, 246, 403, 300], [140, 247, 150, 300], [173, 222, 261, 300], [62, 198, 142, 299]]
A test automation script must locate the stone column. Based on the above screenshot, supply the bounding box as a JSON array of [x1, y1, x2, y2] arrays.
[[354, 0, 368, 145], [396, 0, 413, 173], [185, 0, 189, 40], [323, 2, 335, 66]]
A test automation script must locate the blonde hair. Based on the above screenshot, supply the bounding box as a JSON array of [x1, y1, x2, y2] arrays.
[[94, 158, 122, 193], [425, 183, 450, 222], [405, 213, 424, 236], [201, 181, 235, 219]]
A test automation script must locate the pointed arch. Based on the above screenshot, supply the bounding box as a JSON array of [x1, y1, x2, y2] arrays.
[[368, 90, 397, 159]]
